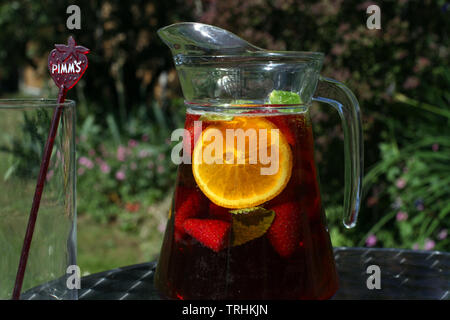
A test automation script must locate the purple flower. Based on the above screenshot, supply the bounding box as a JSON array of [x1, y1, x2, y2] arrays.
[[158, 153, 166, 161], [424, 239, 435, 251], [79, 156, 94, 169], [117, 145, 127, 162], [395, 178, 406, 189], [78, 167, 85, 176], [413, 57, 431, 73], [437, 229, 448, 240], [403, 76, 420, 89], [365, 234, 377, 247], [157, 165, 165, 174], [432, 143, 439, 152], [139, 150, 150, 158], [158, 221, 167, 233], [396, 211, 408, 221], [100, 163, 111, 174], [115, 170, 126, 181], [128, 139, 138, 148], [414, 199, 425, 211]]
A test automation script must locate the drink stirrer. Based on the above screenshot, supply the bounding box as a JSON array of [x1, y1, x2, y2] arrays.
[[12, 36, 89, 300]]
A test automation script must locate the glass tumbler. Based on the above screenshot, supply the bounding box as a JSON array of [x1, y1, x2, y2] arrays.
[[0, 99, 76, 300]]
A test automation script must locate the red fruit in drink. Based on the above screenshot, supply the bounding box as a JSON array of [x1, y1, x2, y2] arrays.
[[208, 203, 231, 222], [267, 202, 303, 257], [267, 115, 296, 146], [174, 187, 204, 235], [48, 36, 89, 90], [183, 218, 231, 252], [183, 117, 202, 155], [184, 125, 195, 154]]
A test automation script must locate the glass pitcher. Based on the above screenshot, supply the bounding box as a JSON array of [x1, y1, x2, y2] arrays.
[[154, 23, 363, 300]]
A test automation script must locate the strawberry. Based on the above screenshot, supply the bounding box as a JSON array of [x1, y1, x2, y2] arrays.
[[183, 218, 231, 252], [267, 202, 303, 258], [208, 202, 231, 222], [183, 119, 202, 155], [173, 187, 205, 235], [267, 115, 296, 146], [48, 36, 89, 90]]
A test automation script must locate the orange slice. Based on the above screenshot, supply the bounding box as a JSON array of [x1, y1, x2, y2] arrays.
[[192, 116, 292, 209]]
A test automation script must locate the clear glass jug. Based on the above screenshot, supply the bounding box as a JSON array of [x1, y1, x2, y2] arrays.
[[154, 23, 363, 300]]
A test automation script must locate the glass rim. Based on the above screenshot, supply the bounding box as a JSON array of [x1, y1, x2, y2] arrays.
[[177, 51, 324, 63], [0, 98, 76, 109], [186, 101, 309, 113]]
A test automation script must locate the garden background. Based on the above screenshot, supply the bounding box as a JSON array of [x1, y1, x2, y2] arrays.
[[0, 0, 448, 275]]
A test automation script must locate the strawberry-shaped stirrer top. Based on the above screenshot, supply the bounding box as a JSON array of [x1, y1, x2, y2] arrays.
[[12, 37, 89, 300], [48, 36, 89, 91]]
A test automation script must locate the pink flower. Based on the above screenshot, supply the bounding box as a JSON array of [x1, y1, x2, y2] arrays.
[[437, 229, 447, 240], [413, 57, 430, 73], [412, 243, 419, 250], [141, 134, 149, 142], [117, 145, 127, 162], [100, 163, 111, 174], [396, 211, 408, 221], [331, 44, 345, 56], [432, 143, 439, 152], [395, 178, 406, 189], [157, 165, 165, 174], [139, 150, 150, 158], [366, 234, 377, 247], [88, 149, 96, 157], [78, 167, 85, 176], [424, 239, 435, 251], [128, 139, 138, 148], [403, 76, 420, 90], [130, 162, 137, 170], [158, 153, 166, 161], [79, 156, 94, 169], [46, 170, 54, 182], [147, 161, 154, 169], [115, 170, 126, 181], [158, 221, 167, 233]]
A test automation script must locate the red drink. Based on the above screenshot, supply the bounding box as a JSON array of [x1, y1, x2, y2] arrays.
[[154, 111, 338, 300]]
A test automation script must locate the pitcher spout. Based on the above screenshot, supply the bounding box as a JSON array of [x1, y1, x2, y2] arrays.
[[157, 22, 262, 57]]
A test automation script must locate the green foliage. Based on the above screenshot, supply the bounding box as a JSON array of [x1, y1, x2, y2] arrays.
[[75, 103, 181, 228], [0, 1, 448, 256], [0, 108, 50, 179]]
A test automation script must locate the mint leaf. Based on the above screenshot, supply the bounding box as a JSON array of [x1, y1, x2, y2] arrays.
[[269, 90, 302, 105], [198, 114, 234, 121]]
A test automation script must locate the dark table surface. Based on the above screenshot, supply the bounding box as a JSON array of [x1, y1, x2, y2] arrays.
[[26, 247, 450, 300]]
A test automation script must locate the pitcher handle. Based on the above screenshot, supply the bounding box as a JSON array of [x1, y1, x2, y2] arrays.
[[313, 76, 364, 228]]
